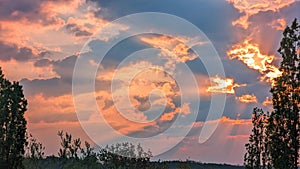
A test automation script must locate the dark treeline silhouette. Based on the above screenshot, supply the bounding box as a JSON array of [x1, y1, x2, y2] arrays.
[[22, 131, 243, 169], [244, 19, 300, 169]]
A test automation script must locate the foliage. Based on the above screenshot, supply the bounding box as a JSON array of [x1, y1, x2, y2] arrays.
[[98, 142, 153, 169], [268, 18, 300, 169], [244, 18, 300, 169], [23, 156, 102, 169], [244, 108, 271, 169], [23, 133, 45, 169], [0, 68, 28, 169], [58, 130, 82, 159], [25, 133, 45, 159], [175, 160, 192, 169]]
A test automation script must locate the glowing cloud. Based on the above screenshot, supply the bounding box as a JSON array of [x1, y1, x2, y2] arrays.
[[227, 39, 282, 84], [269, 18, 287, 31], [236, 94, 258, 103], [160, 103, 190, 121], [140, 35, 197, 63], [206, 75, 246, 94], [262, 97, 273, 106], [226, 0, 295, 29]]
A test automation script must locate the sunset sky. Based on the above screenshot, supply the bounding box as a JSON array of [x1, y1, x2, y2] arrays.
[[0, 0, 300, 165]]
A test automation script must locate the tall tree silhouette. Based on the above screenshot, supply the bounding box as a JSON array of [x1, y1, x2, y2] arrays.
[[244, 19, 300, 169], [244, 108, 270, 169], [0, 68, 28, 169], [268, 18, 300, 169]]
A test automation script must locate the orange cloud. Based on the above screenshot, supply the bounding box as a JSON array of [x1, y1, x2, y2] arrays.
[[226, 0, 295, 29], [269, 18, 287, 31], [206, 75, 246, 94], [227, 39, 282, 85], [0, 0, 108, 57], [1, 60, 57, 81], [94, 62, 191, 135], [262, 96, 273, 106], [26, 94, 76, 123], [0, 0, 114, 82], [160, 103, 190, 121], [236, 94, 258, 103], [140, 35, 197, 63]]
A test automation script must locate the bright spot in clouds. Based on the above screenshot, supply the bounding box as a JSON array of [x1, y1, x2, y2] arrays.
[[206, 75, 246, 94], [227, 39, 282, 85], [236, 94, 258, 103], [227, 0, 295, 29]]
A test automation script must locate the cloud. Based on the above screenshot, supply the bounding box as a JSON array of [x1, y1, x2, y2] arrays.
[[269, 18, 287, 31], [236, 94, 258, 103], [92, 61, 195, 137], [65, 23, 93, 37], [21, 55, 77, 97], [21, 77, 71, 98], [53, 55, 77, 82], [206, 75, 246, 94], [34, 58, 53, 67], [0, 41, 36, 61], [26, 94, 77, 123], [226, 0, 296, 29], [0, 0, 109, 66], [0, 59, 57, 81], [140, 35, 197, 63], [227, 39, 282, 85], [262, 96, 272, 106], [160, 103, 190, 121]]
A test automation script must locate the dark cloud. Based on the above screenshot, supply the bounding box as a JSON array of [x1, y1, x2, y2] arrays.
[[34, 58, 53, 67], [65, 23, 93, 37], [21, 55, 77, 97], [0, 0, 39, 21], [0, 41, 35, 61], [133, 95, 150, 112], [53, 55, 77, 82], [22, 54, 112, 98], [75, 30, 93, 37], [102, 99, 114, 110], [21, 77, 71, 98], [0, 0, 64, 26]]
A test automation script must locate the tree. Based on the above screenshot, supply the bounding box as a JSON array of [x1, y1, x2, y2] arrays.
[[244, 108, 270, 169], [176, 160, 191, 169], [244, 19, 300, 169], [25, 133, 45, 159], [268, 18, 300, 169], [0, 68, 28, 169], [23, 133, 45, 169], [98, 142, 153, 169], [57, 130, 82, 159]]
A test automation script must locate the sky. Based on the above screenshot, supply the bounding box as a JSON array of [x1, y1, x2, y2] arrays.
[[0, 0, 300, 165]]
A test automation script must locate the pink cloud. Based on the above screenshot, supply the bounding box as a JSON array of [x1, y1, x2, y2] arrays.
[[226, 0, 296, 29]]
